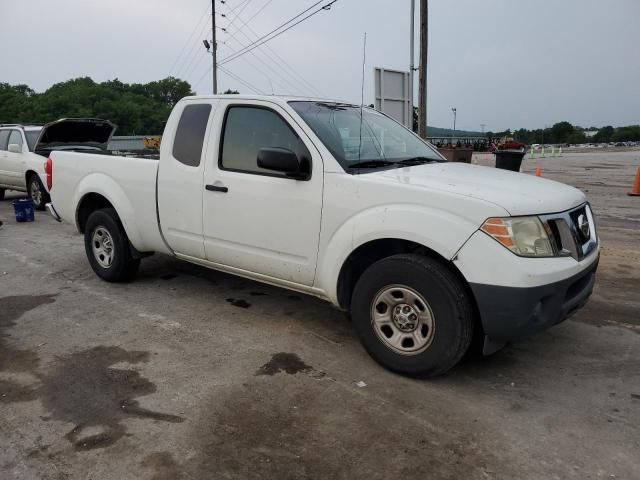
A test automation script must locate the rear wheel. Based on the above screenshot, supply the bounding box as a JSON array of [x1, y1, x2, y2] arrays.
[[350, 254, 474, 377], [84, 208, 140, 282], [0, 189, 5, 201], [28, 174, 49, 210]]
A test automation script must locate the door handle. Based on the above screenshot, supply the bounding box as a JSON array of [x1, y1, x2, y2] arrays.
[[205, 184, 228, 193]]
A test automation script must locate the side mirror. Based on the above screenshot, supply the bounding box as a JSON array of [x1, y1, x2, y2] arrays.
[[257, 147, 310, 180], [8, 143, 22, 154]]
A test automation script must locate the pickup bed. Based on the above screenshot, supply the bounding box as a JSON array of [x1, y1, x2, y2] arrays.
[[47, 95, 600, 375]]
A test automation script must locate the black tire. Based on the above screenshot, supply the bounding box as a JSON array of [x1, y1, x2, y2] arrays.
[[84, 208, 140, 282], [28, 174, 50, 210], [351, 254, 474, 377], [0, 188, 5, 201]]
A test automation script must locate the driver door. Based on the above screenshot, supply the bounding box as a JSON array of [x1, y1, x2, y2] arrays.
[[202, 100, 323, 286]]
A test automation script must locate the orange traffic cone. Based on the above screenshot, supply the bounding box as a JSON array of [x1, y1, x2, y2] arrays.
[[535, 166, 542, 177], [629, 167, 640, 196]]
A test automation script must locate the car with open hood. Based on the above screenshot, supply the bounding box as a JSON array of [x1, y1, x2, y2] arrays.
[[0, 118, 115, 209]]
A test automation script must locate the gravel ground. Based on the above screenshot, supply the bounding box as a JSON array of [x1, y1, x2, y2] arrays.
[[1, 149, 639, 479]]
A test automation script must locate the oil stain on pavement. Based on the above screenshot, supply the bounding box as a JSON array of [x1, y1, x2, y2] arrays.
[[43, 345, 184, 451], [256, 352, 314, 376], [0, 295, 184, 451], [226, 298, 251, 308], [0, 295, 56, 403]]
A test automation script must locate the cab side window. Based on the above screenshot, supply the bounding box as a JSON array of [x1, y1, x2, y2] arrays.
[[172, 104, 212, 167], [8, 130, 23, 149], [220, 106, 310, 177], [0, 130, 9, 151]]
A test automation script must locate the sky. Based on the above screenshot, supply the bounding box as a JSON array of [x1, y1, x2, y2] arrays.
[[1, 0, 638, 131]]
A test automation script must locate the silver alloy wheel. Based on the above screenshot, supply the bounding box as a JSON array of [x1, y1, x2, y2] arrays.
[[370, 285, 436, 355], [91, 226, 115, 268], [30, 179, 42, 207]]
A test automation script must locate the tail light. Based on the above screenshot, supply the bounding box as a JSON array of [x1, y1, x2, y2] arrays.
[[44, 157, 52, 190]]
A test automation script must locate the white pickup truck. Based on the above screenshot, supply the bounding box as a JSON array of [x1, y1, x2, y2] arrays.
[[47, 95, 599, 375]]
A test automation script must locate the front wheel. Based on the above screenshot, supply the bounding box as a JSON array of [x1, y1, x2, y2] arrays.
[[84, 208, 140, 282], [28, 174, 50, 210], [351, 254, 474, 377], [0, 188, 5, 201]]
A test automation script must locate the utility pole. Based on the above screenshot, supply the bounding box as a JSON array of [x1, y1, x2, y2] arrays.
[[409, 0, 415, 131], [211, 0, 218, 94], [418, 0, 428, 139], [451, 107, 457, 137], [480, 123, 486, 134]]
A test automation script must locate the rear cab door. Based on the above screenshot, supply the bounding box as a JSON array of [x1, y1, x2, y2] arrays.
[[157, 99, 218, 258], [201, 98, 324, 286]]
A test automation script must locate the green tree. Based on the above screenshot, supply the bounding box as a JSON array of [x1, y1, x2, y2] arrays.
[[550, 121, 574, 143], [593, 126, 614, 143], [566, 131, 587, 144], [0, 77, 194, 135]]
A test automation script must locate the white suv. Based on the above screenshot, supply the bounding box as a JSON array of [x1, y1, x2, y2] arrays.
[[0, 124, 50, 209]]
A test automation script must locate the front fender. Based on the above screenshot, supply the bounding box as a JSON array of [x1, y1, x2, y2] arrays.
[[73, 173, 144, 249], [315, 203, 483, 305]]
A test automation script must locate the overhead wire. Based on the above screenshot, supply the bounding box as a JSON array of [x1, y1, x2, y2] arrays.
[[218, 65, 267, 94], [168, 2, 211, 77], [220, 1, 316, 95], [217, 0, 337, 66], [224, 1, 325, 97]]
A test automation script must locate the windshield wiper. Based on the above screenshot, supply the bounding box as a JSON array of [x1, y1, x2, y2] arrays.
[[395, 157, 440, 166], [346, 160, 397, 169]]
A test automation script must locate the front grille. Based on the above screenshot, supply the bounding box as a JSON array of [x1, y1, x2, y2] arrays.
[[568, 206, 590, 245], [540, 204, 598, 261]]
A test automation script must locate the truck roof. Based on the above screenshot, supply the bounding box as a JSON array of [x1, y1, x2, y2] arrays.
[[181, 94, 357, 107]]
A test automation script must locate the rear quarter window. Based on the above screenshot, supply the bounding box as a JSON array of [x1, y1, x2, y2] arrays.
[[0, 130, 9, 151], [172, 104, 212, 167]]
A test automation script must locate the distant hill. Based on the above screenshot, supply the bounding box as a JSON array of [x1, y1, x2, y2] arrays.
[[426, 126, 484, 138]]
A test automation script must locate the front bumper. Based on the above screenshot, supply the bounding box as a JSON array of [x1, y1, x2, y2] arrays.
[[470, 255, 598, 352]]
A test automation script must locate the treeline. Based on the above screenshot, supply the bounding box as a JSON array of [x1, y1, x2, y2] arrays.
[[489, 121, 640, 145], [0, 77, 194, 135]]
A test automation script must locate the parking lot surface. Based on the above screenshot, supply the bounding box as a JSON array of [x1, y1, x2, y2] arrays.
[[1, 150, 639, 479]]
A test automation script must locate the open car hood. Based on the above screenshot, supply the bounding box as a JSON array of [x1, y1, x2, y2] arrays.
[[34, 118, 117, 151]]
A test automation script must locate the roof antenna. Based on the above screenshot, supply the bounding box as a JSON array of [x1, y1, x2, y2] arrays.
[[358, 32, 367, 161]]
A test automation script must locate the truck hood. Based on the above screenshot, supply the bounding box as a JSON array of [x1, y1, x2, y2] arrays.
[[34, 118, 116, 151], [366, 162, 586, 216]]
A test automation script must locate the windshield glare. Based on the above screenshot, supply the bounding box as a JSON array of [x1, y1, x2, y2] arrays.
[[289, 101, 442, 171]]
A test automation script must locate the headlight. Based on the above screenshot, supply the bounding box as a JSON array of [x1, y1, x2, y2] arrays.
[[481, 216, 554, 257]]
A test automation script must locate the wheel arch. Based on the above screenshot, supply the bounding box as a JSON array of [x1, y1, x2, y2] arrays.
[[336, 238, 474, 310], [25, 170, 47, 191], [72, 173, 145, 249], [76, 192, 116, 233]]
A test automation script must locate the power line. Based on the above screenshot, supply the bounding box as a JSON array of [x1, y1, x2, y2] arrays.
[[169, 3, 211, 77], [224, 0, 274, 44], [218, 0, 336, 66], [218, 65, 266, 94], [220, 15, 313, 95], [224, 0, 325, 97], [221, 37, 306, 95], [176, 18, 214, 80], [223, 0, 253, 33]]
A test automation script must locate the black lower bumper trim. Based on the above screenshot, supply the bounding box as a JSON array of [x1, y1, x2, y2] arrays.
[[471, 255, 599, 346]]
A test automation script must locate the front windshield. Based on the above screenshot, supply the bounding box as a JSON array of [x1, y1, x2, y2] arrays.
[[289, 101, 443, 171], [25, 129, 41, 151]]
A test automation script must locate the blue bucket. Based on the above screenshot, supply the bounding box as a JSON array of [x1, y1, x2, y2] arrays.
[[13, 199, 35, 222]]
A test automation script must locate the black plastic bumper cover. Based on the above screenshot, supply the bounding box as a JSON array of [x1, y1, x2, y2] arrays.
[[470, 255, 599, 348]]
